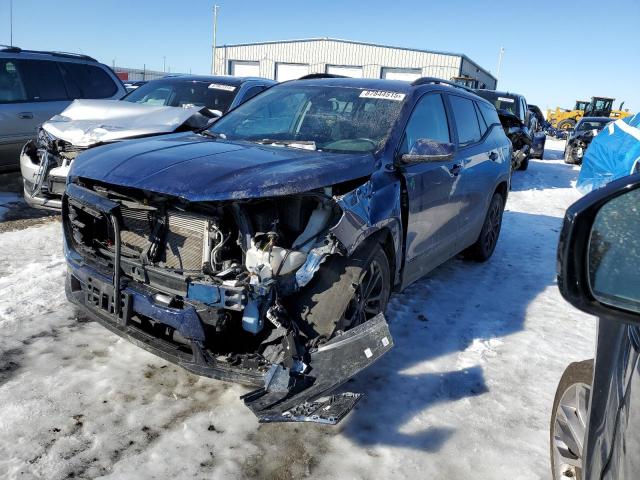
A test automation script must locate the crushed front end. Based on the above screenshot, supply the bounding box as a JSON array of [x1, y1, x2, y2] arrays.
[[62, 178, 393, 424], [21, 128, 84, 210]]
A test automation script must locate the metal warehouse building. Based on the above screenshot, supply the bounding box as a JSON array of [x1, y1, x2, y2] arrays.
[[213, 38, 497, 89]]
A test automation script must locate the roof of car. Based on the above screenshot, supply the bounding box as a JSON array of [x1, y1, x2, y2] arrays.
[[158, 75, 275, 85], [475, 89, 524, 99], [0, 46, 99, 63], [579, 116, 612, 123]]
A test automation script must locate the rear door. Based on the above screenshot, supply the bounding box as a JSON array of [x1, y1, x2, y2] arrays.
[[400, 92, 460, 286], [446, 94, 498, 248]]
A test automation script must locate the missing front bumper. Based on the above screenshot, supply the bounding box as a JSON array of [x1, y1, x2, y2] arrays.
[[66, 264, 394, 424]]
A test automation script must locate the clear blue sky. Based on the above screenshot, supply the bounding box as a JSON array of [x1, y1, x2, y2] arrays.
[[2, 0, 639, 112]]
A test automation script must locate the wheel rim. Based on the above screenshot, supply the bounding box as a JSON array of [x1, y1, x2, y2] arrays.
[[552, 382, 590, 480], [482, 199, 502, 253], [339, 259, 386, 331]]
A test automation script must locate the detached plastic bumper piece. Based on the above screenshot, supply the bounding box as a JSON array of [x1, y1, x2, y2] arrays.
[[243, 313, 393, 425]]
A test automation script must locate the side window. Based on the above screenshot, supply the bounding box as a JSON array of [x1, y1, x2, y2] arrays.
[[20, 60, 68, 101], [59, 63, 118, 99], [400, 93, 450, 153], [238, 86, 265, 105], [519, 98, 527, 123], [474, 102, 488, 137], [0, 59, 27, 103], [449, 95, 481, 146], [478, 102, 501, 127]]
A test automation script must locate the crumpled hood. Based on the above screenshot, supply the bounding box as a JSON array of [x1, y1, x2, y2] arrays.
[[70, 132, 377, 201], [43, 99, 211, 147]]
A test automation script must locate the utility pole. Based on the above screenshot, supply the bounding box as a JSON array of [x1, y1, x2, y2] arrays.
[[496, 47, 505, 86], [9, 0, 13, 46], [211, 4, 220, 75], [163, 56, 166, 73]]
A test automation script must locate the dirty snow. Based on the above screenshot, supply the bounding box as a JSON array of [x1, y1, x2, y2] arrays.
[[0, 138, 596, 479]]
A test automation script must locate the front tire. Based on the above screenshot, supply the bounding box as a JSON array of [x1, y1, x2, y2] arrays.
[[558, 119, 576, 130], [291, 239, 391, 339], [550, 359, 593, 480], [517, 155, 530, 170], [464, 192, 504, 261]]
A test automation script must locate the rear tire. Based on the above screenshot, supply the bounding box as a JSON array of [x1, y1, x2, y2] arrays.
[[464, 193, 504, 262], [291, 239, 391, 339], [550, 359, 593, 480]]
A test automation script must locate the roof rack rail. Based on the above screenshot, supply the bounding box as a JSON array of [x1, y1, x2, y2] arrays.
[[410, 77, 475, 94], [0, 45, 21, 53], [297, 73, 347, 80], [0, 46, 97, 62]]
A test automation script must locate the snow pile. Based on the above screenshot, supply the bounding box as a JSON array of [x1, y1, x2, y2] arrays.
[[0, 139, 596, 479]]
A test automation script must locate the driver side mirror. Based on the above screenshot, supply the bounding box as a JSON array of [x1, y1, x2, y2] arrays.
[[399, 139, 456, 165], [558, 174, 640, 321]]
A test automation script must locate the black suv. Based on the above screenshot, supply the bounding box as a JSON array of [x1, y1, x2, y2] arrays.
[[475, 89, 546, 170], [552, 173, 640, 480], [0, 46, 126, 170], [62, 76, 511, 423]]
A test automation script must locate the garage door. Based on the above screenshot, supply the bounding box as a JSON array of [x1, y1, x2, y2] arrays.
[[229, 61, 260, 77], [276, 63, 309, 82], [326, 65, 363, 78], [381, 68, 422, 82]]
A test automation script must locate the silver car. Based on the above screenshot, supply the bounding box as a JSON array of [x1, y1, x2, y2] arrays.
[[0, 46, 125, 171]]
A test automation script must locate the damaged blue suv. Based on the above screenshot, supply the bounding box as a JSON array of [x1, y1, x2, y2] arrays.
[[62, 76, 511, 424]]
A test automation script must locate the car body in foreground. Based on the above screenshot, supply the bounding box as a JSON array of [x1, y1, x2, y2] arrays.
[[552, 172, 640, 479], [475, 89, 546, 169], [0, 46, 126, 171], [563, 117, 611, 165], [20, 75, 275, 210], [62, 76, 511, 423]]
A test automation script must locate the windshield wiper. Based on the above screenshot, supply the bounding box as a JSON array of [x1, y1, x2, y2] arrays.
[[199, 130, 226, 139], [254, 139, 317, 151]]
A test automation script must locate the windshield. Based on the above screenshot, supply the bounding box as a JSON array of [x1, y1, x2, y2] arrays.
[[577, 120, 610, 131], [207, 84, 406, 153], [475, 91, 521, 117], [123, 79, 237, 112]]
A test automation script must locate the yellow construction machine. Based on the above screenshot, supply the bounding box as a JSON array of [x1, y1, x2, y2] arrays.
[[547, 97, 633, 130]]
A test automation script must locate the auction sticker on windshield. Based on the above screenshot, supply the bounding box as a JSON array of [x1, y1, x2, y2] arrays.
[[208, 83, 236, 91], [498, 96, 515, 103], [359, 90, 406, 101]]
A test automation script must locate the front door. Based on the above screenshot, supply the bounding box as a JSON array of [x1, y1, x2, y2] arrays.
[[400, 92, 460, 287]]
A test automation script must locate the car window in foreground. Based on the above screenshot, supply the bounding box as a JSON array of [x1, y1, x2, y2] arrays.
[[124, 79, 237, 112], [208, 84, 406, 153], [0, 59, 27, 102], [401, 93, 450, 153]]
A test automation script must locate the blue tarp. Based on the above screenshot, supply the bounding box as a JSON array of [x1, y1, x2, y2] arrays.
[[577, 113, 640, 193]]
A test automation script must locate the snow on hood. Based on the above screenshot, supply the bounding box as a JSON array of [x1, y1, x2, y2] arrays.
[[42, 99, 210, 148]]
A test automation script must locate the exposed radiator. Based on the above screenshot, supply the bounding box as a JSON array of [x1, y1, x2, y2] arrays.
[[120, 207, 207, 272]]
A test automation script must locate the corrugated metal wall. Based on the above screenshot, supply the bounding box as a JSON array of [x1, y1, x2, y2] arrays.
[[460, 58, 497, 90], [215, 39, 469, 83]]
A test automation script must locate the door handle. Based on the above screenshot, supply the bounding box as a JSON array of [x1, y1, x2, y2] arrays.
[[449, 163, 462, 176], [18, 112, 34, 119], [489, 151, 498, 161]]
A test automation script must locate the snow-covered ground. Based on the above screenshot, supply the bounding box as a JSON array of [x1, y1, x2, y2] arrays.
[[0, 139, 596, 479]]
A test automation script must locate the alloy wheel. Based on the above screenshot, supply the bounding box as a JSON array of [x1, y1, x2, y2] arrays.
[[552, 382, 591, 480], [339, 259, 386, 331], [482, 199, 502, 254]]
